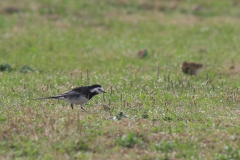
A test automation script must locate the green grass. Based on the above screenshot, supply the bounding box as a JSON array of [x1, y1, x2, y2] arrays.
[[0, 0, 240, 159]]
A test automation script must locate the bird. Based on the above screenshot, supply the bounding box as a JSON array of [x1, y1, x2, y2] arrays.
[[36, 84, 106, 110], [138, 49, 148, 58], [180, 61, 204, 77]]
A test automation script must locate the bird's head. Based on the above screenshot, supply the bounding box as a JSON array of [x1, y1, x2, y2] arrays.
[[180, 61, 189, 70], [181, 61, 188, 67], [89, 84, 106, 94]]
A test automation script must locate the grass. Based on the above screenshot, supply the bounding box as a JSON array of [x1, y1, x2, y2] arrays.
[[0, 0, 240, 159]]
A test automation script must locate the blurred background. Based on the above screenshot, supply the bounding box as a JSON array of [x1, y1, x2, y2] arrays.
[[1, 1, 240, 159], [0, 0, 240, 74]]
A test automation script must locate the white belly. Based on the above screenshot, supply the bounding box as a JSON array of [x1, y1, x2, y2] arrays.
[[61, 96, 89, 105], [195, 68, 202, 74]]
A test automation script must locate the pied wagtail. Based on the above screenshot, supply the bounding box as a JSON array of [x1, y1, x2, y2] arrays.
[[36, 84, 106, 110]]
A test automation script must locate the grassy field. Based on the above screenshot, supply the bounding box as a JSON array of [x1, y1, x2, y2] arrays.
[[0, 0, 240, 159]]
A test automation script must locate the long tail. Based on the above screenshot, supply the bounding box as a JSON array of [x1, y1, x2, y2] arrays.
[[34, 96, 63, 100]]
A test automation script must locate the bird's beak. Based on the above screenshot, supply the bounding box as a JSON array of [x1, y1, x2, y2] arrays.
[[102, 90, 106, 93]]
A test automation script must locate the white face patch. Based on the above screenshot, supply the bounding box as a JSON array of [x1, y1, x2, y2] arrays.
[[90, 87, 105, 94]]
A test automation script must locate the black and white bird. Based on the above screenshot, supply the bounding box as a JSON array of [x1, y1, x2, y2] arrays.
[[36, 84, 106, 110]]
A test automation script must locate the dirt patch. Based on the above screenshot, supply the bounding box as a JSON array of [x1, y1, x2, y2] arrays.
[[0, 1, 25, 14], [228, 64, 240, 75], [1, 7, 23, 14]]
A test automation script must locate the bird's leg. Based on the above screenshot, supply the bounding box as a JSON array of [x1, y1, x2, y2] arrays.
[[80, 105, 86, 112], [71, 104, 74, 109]]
